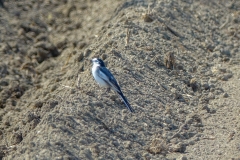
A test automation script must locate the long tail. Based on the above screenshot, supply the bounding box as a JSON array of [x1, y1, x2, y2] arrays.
[[117, 91, 134, 113]]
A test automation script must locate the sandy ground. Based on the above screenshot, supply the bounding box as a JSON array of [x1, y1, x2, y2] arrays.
[[0, 0, 240, 159]]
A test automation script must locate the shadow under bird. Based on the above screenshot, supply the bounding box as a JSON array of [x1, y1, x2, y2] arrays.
[[91, 58, 134, 113]]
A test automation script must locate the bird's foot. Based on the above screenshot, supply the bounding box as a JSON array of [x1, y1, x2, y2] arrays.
[[105, 88, 111, 93]]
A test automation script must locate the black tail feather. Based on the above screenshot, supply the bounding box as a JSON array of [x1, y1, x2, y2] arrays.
[[118, 91, 134, 113]]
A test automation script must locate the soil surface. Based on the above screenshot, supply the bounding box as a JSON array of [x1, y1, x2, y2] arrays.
[[0, 0, 240, 159]]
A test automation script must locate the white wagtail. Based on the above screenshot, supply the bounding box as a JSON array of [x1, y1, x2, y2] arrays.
[[91, 58, 134, 113]]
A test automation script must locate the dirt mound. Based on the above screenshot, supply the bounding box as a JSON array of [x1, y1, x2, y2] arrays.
[[0, 0, 239, 159]]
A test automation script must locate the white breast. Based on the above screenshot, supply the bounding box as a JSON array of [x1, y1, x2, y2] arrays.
[[92, 65, 109, 88]]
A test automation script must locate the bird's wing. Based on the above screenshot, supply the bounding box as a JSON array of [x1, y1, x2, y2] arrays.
[[98, 67, 121, 92], [98, 67, 134, 113]]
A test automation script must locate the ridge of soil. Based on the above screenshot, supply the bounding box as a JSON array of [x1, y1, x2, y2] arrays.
[[0, 0, 239, 159]]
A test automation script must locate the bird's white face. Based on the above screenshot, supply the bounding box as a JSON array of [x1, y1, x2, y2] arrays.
[[92, 58, 99, 65], [91, 58, 105, 67]]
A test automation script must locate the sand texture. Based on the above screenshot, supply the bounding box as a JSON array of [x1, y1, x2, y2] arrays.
[[0, 0, 240, 159]]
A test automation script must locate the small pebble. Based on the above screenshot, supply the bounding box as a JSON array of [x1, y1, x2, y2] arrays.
[[177, 155, 188, 160], [223, 93, 228, 98]]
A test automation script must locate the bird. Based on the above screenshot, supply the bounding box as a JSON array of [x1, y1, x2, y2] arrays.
[[91, 58, 134, 113]]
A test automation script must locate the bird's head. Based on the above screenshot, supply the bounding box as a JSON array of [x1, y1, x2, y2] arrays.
[[91, 58, 105, 67]]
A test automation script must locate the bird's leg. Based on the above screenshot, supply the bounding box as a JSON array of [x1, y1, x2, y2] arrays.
[[105, 88, 111, 93], [98, 88, 111, 99], [100, 88, 110, 98]]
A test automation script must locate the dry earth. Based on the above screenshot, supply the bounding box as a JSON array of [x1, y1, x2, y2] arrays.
[[0, 0, 240, 159]]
